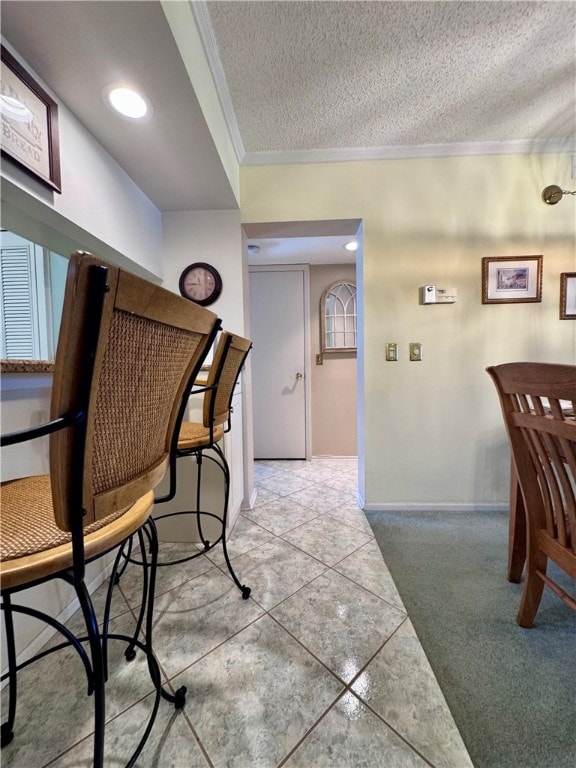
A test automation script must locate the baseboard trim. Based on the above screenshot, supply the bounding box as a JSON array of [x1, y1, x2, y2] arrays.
[[363, 503, 508, 513], [312, 455, 357, 460], [242, 487, 258, 511]]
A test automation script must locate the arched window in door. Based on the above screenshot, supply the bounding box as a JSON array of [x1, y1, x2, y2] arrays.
[[320, 280, 357, 353]]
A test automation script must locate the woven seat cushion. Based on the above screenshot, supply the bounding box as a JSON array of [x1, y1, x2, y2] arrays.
[[1, 475, 154, 590], [0, 475, 136, 563], [178, 421, 224, 450]]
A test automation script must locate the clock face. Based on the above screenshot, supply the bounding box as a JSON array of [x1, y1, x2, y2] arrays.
[[179, 263, 222, 306]]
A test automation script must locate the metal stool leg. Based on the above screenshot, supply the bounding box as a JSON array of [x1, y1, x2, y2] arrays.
[[212, 444, 251, 599], [76, 580, 106, 768], [1, 594, 17, 747], [143, 519, 187, 709], [150, 446, 251, 599]]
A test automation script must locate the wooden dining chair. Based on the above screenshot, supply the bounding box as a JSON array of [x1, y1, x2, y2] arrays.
[[506, 460, 526, 583], [152, 330, 253, 598], [0, 251, 219, 767], [487, 362, 576, 627]]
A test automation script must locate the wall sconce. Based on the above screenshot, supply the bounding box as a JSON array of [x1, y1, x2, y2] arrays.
[[541, 185, 576, 205]]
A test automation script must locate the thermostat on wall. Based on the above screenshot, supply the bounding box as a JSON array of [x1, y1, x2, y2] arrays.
[[420, 285, 457, 304]]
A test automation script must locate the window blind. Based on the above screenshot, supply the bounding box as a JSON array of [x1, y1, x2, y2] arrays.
[[0, 245, 41, 358]]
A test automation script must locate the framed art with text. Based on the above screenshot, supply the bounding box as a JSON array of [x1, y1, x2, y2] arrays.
[[1, 45, 61, 192], [482, 255, 542, 304]]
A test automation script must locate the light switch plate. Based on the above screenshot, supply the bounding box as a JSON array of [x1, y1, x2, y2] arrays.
[[386, 343, 398, 361], [409, 342, 422, 361]]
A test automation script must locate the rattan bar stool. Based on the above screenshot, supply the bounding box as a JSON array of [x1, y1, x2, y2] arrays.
[[0, 251, 219, 767], [152, 330, 253, 598]]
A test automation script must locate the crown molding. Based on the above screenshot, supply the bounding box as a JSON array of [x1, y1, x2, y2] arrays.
[[242, 138, 575, 166], [187, 4, 575, 169], [190, 0, 245, 164]]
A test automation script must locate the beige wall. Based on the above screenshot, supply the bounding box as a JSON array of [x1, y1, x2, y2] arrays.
[[240, 153, 576, 510], [310, 264, 357, 456]]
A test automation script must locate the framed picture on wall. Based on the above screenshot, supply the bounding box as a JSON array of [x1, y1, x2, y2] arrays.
[[1, 45, 61, 192], [560, 272, 576, 319], [482, 255, 543, 304]]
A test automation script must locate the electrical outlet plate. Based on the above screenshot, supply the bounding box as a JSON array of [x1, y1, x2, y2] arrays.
[[386, 343, 398, 361], [409, 342, 422, 361]]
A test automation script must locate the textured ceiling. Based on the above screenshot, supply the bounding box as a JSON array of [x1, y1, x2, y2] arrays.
[[1, 0, 575, 214], [204, 0, 576, 162]]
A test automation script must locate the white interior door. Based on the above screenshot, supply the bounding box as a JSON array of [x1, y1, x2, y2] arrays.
[[249, 266, 309, 459]]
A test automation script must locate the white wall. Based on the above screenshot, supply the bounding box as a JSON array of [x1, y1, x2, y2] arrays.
[[162, 210, 246, 335], [1, 377, 52, 480], [0, 39, 163, 279]]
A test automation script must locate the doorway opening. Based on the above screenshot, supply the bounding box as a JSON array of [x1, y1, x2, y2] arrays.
[[243, 219, 363, 466]]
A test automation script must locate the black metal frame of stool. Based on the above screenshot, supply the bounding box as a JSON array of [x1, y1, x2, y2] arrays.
[[152, 332, 253, 599], [1, 517, 185, 763]]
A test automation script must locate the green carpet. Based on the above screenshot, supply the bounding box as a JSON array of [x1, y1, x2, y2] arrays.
[[366, 509, 576, 768]]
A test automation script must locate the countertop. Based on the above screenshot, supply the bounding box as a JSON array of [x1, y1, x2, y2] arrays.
[[1, 359, 55, 374]]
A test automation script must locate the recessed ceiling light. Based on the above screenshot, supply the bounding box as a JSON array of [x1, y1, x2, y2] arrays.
[[103, 83, 151, 120], [344, 240, 358, 252]]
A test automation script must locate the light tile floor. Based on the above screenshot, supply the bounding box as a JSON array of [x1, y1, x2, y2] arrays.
[[2, 458, 474, 767]]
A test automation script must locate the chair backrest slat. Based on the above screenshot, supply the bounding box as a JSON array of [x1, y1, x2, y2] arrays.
[[202, 332, 252, 430], [50, 251, 219, 530]]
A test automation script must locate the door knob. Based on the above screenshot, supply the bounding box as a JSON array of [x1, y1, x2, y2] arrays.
[[295, 372, 303, 380]]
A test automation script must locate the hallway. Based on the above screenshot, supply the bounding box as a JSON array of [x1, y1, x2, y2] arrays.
[[2, 458, 473, 767]]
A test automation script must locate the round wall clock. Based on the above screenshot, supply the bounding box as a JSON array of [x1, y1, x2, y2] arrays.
[[178, 262, 222, 306]]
